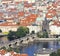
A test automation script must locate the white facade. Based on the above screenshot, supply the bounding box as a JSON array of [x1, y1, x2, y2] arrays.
[[49, 25, 60, 35], [36, 54, 49, 56], [0, 26, 41, 33], [0, 26, 18, 32], [27, 26, 41, 33]]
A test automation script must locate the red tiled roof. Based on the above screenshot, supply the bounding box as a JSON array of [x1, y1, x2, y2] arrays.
[[46, 13, 53, 18], [20, 54, 28, 56], [52, 21, 60, 27], [7, 8, 17, 12], [0, 12, 3, 17], [0, 49, 7, 55], [48, 9, 57, 16], [13, 53, 21, 56], [46, 9, 57, 18], [0, 14, 38, 26], [18, 11, 24, 17], [20, 14, 38, 26], [24, 3, 32, 7]]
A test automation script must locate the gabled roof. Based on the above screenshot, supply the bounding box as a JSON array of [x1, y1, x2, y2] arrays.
[[46, 13, 53, 18], [52, 20, 60, 27], [20, 14, 38, 26], [46, 9, 57, 19], [18, 11, 24, 17]]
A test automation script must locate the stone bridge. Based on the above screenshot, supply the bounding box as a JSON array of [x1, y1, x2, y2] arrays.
[[0, 35, 60, 48]]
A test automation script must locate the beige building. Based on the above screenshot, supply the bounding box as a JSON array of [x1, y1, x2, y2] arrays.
[[0, 25, 41, 33]]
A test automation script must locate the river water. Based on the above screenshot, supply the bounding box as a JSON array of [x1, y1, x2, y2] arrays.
[[20, 41, 60, 56]]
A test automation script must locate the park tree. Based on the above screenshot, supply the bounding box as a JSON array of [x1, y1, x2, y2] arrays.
[[37, 32, 43, 38], [0, 29, 2, 33], [8, 26, 29, 40], [50, 52, 57, 56], [57, 49, 60, 56], [50, 49, 60, 56], [16, 26, 29, 38], [14, 48, 20, 53], [23, 27, 29, 34], [37, 30, 48, 38], [31, 30, 35, 34], [7, 47, 13, 52], [43, 30, 48, 38], [8, 31, 16, 41], [0, 46, 6, 50]]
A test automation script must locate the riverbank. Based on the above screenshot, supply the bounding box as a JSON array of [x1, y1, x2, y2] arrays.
[[0, 37, 60, 48]]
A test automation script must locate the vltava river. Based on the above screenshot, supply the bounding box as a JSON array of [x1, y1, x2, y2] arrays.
[[20, 41, 60, 56]]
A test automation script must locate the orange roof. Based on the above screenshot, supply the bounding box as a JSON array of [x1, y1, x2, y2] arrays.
[[24, 3, 32, 7], [52, 21, 60, 27], [46, 9, 57, 18], [20, 54, 28, 56], [18, 11, 24, 17], [0, 49, 7, 55], [46, 13, 53, 18], [8, 8, 17, 12], [48, 9, 57, 16], [13, 53, 28, 56], [15, 1, 21, 4], [0, 12, 3, 17], [13, 53, 21, 56], [0, 14, 38, 26], [19, 14, 38, 26]]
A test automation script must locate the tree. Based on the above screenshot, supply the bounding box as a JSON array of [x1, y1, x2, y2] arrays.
[[57, 49, 60, 56], [8, 26, 29, 40], [0, 46, 6, 50], [37, 32, 43, 38], [50, 52, 57, 56], [16, 26, 29, 38], [8, 31, 16, 41], [43, 30, 48, 38], [14, 48, 20, 53], [17, 22, 20, 25], [7, 47, 13, 52], [0, 29, 2, 33], [37, 30, 48, 38], [50, 49, 60, 56], [31, 31, 35, 34]]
